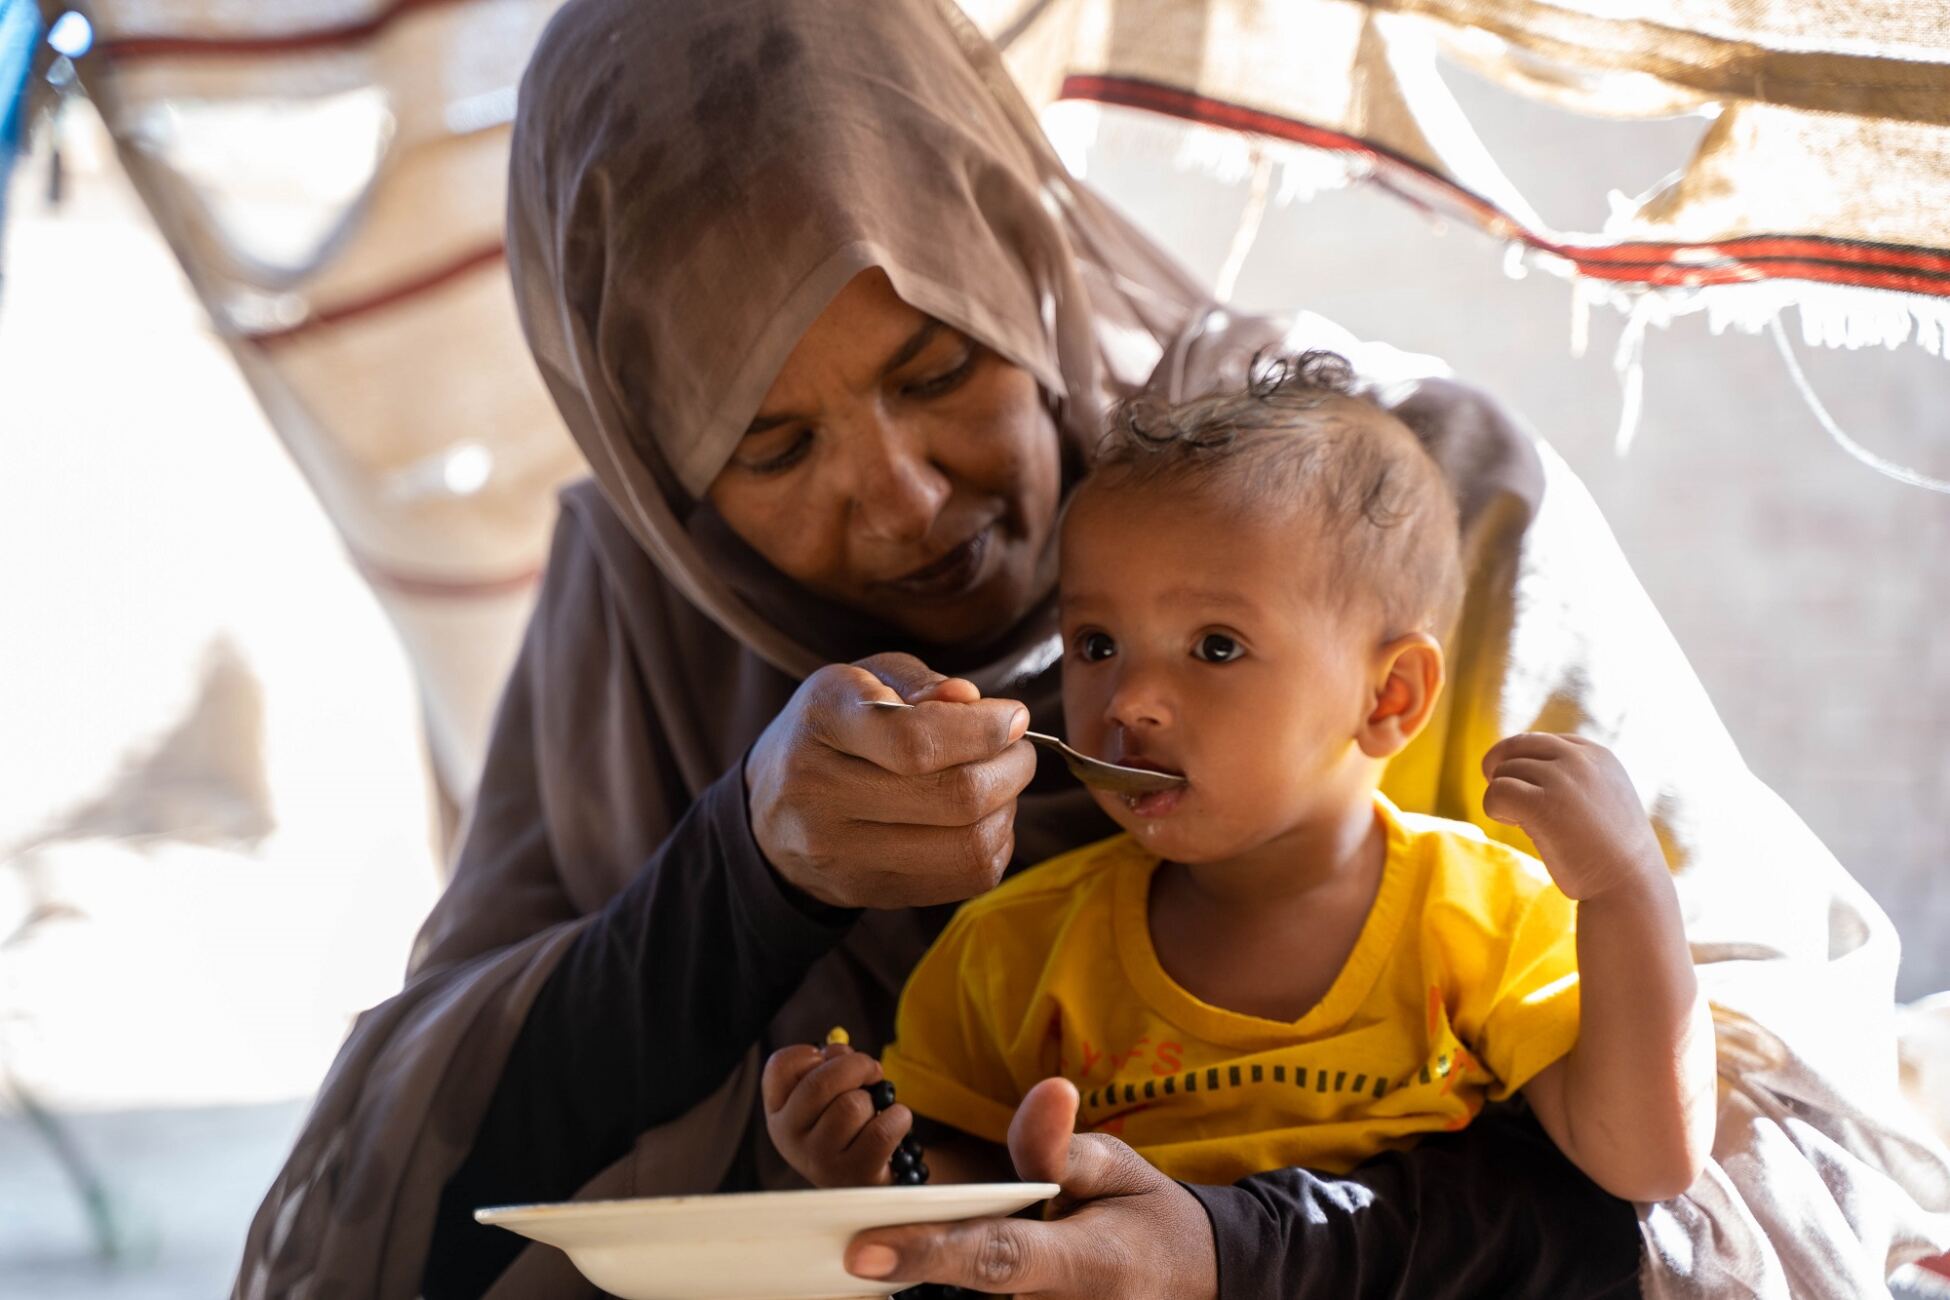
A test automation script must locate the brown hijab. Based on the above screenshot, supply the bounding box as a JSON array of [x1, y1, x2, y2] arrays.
[[504, 0, 1210, 688], [238, 1, 1949, 1294]]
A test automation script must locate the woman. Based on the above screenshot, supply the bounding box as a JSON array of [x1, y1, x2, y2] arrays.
[[236, 1, 1944, 1297]]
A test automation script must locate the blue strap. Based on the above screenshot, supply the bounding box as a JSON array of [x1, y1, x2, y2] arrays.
[[0, 0, 44, 152]]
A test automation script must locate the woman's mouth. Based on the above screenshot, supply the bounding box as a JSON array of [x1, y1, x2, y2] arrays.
[[882, 526, 993, 599]]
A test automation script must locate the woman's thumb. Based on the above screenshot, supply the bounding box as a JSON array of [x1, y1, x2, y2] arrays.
[[1009, 1077, 1080, 1185], [1010, 1077, 1168, 1201]]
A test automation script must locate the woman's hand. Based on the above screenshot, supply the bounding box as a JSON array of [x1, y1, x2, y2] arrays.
[[745, 652, 1036, 909], [763, 1042, 911, 1188], [843, 1079, 1218, 1299]]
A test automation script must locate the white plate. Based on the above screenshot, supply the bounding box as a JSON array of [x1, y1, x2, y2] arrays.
[[476, 1182, 1059, 1300]]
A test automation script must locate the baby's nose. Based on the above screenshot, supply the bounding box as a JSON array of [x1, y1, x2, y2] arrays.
[[1105, 677, 1174, 732]]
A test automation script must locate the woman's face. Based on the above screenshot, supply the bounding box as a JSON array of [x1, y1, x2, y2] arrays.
[[707, 268, 1063, 647]]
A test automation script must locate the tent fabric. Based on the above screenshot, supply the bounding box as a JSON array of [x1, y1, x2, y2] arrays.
[[68, 0, 587, 802], [62, 0, 1950, 788], [977, 0, 1950, 353]]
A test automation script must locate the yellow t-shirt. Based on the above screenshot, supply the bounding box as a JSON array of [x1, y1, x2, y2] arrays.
[[881, 794, 1580, 1185]]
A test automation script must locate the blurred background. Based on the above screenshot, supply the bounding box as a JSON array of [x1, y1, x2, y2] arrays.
[[1, 3, 1945, 1296]]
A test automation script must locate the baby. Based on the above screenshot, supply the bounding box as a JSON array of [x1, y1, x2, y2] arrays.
[[764, 352, 1716, 1202]]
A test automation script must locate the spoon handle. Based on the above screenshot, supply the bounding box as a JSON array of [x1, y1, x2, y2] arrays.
[[862, 699, 1185, 795]]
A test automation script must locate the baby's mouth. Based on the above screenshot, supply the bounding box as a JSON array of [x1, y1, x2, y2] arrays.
[[1108, 755, 1188, 818]]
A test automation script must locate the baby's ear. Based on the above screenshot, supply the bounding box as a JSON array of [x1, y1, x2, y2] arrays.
[[1358, 633, 1444, 759]]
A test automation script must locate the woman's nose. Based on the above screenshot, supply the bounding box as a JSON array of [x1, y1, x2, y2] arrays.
[[847, 419, 950, 544]]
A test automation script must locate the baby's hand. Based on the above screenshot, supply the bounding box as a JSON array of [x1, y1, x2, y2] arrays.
[[1482, 733, 1667, 901], [762, 1042, 912, 1188]]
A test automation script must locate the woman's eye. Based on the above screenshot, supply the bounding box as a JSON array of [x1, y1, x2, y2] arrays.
[[1193, 633, 1243, 663], [903, 351, 975, 399], [742, 430, 813, 475], [1076, 631, 1117, 662]]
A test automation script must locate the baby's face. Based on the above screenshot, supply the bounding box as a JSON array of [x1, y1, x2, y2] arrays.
[[1059, 478, 1378, 864]]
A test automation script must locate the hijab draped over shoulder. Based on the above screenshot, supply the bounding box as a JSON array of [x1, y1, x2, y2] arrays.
[[237, 1, 1950, 1296]]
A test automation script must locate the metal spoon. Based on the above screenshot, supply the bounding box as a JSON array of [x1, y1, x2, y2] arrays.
[[866, 699, 1187, 796]]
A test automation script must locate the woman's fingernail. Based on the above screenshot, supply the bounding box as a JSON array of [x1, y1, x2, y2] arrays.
[[849, 1244, 898, 1278]]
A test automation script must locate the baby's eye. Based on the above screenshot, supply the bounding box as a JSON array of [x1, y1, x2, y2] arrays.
[[1193, 633, 1243, 663], [1075, 631, 1117, 662]]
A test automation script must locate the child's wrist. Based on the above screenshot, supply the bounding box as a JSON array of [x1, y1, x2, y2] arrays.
[[1575, 852, 1679, 920]]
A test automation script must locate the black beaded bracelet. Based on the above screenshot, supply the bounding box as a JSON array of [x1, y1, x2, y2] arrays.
[[826, 1028, 929, 1185], [824, 1033, 974, 1300]]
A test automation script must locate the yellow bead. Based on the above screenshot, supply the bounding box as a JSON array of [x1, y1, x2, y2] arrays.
[[824, 1026, 850, 1046]]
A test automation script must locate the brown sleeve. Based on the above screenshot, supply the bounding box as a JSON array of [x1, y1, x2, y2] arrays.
[[417, 502, 856, 1297]]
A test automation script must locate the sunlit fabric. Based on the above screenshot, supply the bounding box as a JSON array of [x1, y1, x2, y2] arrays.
[[63, 0, 1950, 787], [69, 0, 588, 802], [983, 0, 1950, 356]]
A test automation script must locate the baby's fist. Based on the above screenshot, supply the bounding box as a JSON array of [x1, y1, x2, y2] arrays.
[[1482, 732, 1666, 901], [762, 1042, 911, 1188]]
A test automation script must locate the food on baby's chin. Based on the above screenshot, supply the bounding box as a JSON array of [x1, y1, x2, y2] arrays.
[[1122, 786, 1186, 818]]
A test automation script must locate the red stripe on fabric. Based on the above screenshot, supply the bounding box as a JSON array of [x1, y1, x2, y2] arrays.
[[1060, 74, 1501, 215], [1057, 74, 1950, 295], [1570, 259, 1950, 295], [353, 555, 543, 600], [95, 0, 465, 61], [1564, 237, 1950, 275], [244, 243, 506, 347]]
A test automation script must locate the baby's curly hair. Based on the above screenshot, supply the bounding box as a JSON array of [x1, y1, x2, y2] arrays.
[[1087, 350, 1463, 639]]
